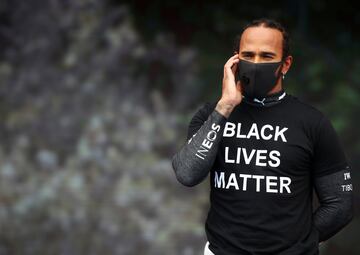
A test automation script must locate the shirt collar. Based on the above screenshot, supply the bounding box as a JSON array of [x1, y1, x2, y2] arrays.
[[242, 89, 287, 107]]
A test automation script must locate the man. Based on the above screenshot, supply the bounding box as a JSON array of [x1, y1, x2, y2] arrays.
[[171, 18, 354, 255]]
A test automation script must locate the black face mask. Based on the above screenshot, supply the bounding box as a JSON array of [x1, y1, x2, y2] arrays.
[[236, 59, 283, 99]]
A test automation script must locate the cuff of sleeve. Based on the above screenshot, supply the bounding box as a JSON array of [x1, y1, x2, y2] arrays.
[[212, 108, 229, 122]]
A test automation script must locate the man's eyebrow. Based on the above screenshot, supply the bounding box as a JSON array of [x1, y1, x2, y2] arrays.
[[260, 51, 276, 56], [240, 51, 277, 56], [240, 51, 254, 55]]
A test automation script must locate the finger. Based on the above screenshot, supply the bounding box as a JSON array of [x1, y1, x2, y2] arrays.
[[231, 60, 238, 73], [224, 54, 239, 77], [224, 53, 239, 66], [230, 53, 239, 60], [226, 53, 239, 63], [225, 57, 239, 69], [236, 80, 242, 92], [225, 60, 239, 78]]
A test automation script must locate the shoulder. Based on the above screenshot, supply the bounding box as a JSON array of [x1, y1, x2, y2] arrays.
[[192, 100, 218, 120], [186, 100, 219, 140], [203, 100, 218, 113], [285, 93, 326, 123], [284, 94, 340, 144]]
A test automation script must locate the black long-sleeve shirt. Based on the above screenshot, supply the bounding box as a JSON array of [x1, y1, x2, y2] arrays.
[[171, 91, 354, 255]]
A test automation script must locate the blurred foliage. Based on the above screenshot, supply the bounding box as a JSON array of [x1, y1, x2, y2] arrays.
[[0, 0, 359, 254]]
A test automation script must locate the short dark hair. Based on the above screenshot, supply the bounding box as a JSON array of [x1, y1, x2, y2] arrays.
[[233, 18, 291, 60]]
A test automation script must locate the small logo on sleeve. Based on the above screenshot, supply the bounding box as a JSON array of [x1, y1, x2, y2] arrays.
[[342, 166, 352, 192]]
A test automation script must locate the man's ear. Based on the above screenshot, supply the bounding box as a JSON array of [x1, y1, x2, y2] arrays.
[[281, 55, 293, 75]]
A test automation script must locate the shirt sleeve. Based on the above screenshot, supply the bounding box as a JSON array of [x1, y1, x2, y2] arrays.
[[311, 115, 349, 178], [171, 101, 227, 187], [312, 166, 354, 242]]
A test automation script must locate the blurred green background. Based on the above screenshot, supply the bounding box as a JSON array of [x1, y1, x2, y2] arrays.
[[0, 0, 359, 254]]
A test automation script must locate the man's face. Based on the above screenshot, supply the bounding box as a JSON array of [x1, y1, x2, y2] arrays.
[[239, 26, 284, 63]]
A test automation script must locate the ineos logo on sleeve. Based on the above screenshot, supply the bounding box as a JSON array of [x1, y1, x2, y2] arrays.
[[207, 129, 218, 141], [195, 122, 222, 160]]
